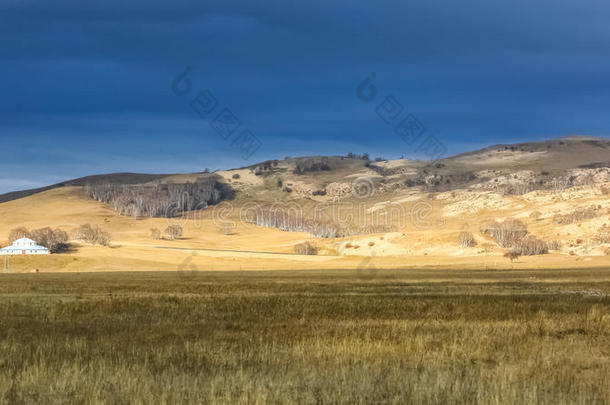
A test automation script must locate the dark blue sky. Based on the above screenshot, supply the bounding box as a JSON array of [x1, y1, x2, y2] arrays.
[[1, 0, 609, 193]]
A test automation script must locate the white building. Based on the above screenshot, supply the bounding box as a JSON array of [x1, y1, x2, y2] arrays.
[[0, 238, 50, 255]]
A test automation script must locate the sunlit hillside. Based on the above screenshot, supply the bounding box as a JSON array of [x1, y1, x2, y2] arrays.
[[0, 137, 608, 273]]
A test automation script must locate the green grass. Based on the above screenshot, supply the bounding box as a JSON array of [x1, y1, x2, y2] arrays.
[[0, 268, 609, 404]]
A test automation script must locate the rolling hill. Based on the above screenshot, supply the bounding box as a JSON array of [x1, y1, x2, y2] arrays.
[[0, 136, 609, 272]]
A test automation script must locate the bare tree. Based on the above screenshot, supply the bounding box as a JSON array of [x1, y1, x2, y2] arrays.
[[244, 206, 392, 238], [245, 207, 340, 238], [511, 235, 548, 255], [546, 240, 562, 251], [480, 220, 500, 238], [8, 227, 30, 244], [459, 231, 476, 247], [493, 219, 528, 248], [30, 227, 69, 253], [84, 175, 234, 219], [482, 218, 549, 255]]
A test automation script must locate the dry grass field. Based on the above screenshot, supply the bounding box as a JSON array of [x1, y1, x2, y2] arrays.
[[0, 268, 608, 404]]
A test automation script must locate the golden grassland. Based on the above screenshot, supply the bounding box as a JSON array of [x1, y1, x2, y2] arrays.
[[1, 187, 609, 274], [0, 268, 608, 404]]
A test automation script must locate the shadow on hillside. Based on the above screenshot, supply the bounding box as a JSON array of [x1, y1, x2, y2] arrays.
[[54, 244, 79, 254]]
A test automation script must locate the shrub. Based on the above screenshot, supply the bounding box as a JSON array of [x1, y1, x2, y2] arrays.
[[150, 228, 161, 240], [481, 243, 495, 253], [553, 205, 599, 225], [72, 224, 111, 246], [294, 241, 317, 255], [504, 251, 521, 262], [165, 225, 183, 241], [293, 157, 331, 174], [232, 173, 240, 179], [220, 222, 236, 235], [312, 189, 327, 196], [459, 231, 476, 247], [597, 225, 610, 243], [500, 182, 536, 196], [251, 160, 279, 176]]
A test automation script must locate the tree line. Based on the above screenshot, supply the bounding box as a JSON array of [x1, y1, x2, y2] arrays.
[[244, 207, 392, 238], [7, 224, 111, 252], [85, 175, 234, 218]]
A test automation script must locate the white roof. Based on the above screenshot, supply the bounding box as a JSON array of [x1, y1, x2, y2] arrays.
[[1, 238, 49, 251], [14, 237, 35, 243]]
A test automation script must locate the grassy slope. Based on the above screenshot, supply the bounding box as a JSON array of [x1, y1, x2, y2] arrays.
[[0, 173, 172, 204], [0, 185, 609, 272]]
